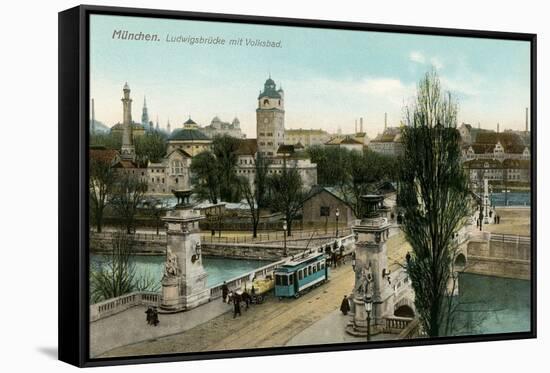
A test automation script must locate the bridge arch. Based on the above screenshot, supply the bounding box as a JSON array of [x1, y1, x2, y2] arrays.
[[394, 297, 415, 318], [455, 252, 467, 269]]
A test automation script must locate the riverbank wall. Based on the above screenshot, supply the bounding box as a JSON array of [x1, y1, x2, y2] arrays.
[[465, 233, 530, 280]]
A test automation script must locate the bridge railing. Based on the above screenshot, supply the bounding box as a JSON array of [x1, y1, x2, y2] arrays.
[[90, 291, 160, 322], [200, 228, 352, 245], [397, 318, 426, 339], [209, 258, 287, 300], [383, 316, 414, 334], [91, 231, 167, 242]]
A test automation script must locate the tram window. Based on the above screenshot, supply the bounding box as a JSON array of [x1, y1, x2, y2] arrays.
[[309, 266, 312, 276], [276, 275, 282, 286], [317, 262, 321, 271], [289, 275, 293, 285], [298, 270, 303, 280], [282, 276, 288, 286], [313, 265, 317, 273], [320, 261, 325, 269]]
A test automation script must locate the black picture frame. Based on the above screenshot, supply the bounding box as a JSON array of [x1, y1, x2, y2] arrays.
[[58, 4, 537, 368]]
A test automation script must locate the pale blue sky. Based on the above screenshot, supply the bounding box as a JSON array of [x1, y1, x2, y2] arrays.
[[90, 14, 531, 137]]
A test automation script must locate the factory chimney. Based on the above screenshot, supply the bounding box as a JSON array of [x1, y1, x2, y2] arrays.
[[360, 117, 364, 133]]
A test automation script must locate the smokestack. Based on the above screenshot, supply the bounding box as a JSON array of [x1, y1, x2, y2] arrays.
[[91, 98, 96, 133], [360, 117, 364, 133], [355, 119, 357, 134], [525, 107, 529, 132], [384, 112, 387, 130], [497, 123, 500, 133]]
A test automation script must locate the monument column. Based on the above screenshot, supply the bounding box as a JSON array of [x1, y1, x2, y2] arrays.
[[160, 190, 210, 313]]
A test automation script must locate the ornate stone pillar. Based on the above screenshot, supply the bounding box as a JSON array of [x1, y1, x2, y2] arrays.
[[346, 194, 393, 337], [160, 191, 209, 313]]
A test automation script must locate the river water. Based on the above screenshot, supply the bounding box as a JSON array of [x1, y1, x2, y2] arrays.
[[90, 254, 271, 289], [452, 273, 531, 335], [489, 192, 530, 207]]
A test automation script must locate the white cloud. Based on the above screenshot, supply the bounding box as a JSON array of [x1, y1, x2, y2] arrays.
[[409, 51, 426, 64], [410, 51, 444, 70], [430, 57, 444, 70]]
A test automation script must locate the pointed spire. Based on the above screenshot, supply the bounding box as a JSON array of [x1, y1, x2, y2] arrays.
[[143, 96, 147, 108]]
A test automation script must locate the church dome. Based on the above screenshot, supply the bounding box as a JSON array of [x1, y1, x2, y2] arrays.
[[258, 77, 281, 99], [184, 117, 197, 125], [123, 82, 130, 90], [169, 128, 211, 141]]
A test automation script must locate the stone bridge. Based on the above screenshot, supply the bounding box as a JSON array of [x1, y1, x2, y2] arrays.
[[461, 231, 531, 280]]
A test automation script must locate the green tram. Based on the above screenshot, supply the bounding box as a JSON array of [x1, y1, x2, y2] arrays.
[[274, 251, 329, 299]]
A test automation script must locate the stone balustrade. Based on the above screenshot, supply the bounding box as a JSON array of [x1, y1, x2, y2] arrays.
[[383, 316, 414, 334], [397, 317, 425, 339], [90, 291, 160, 322]]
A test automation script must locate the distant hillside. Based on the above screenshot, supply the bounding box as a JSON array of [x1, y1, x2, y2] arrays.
[[90, 119, 110, 133]]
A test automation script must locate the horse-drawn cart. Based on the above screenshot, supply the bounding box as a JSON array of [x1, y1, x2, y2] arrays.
[[241, 275, 275, 304]]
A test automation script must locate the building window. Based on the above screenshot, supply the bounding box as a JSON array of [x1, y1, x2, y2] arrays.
[[171, 160, 184, 175], [320, 206, 330, 217], [263, 99, 269, 106]]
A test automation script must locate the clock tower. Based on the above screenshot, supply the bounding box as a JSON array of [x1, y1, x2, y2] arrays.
[[256, 76, 285, 156]]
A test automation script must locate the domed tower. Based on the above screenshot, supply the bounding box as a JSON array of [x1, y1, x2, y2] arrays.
[[232, 117, 240, 129], [256, 76, 285, 156]]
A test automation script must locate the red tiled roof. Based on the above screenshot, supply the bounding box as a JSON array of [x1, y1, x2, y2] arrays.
[[90, 148, 119, 164]]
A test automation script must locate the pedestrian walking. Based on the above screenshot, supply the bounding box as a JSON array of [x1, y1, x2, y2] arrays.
[[145, 306, 154, 325], [221, 281, 229, 303], [152, 307, 159, 326], [340, 295, 350, 316], [233, 292, 242, 318]]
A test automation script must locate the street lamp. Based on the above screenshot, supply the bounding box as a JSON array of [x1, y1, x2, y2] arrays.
[[282, 219, 288, 257], [364, 296, 372, 342], [335, 208, 340, 237]]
